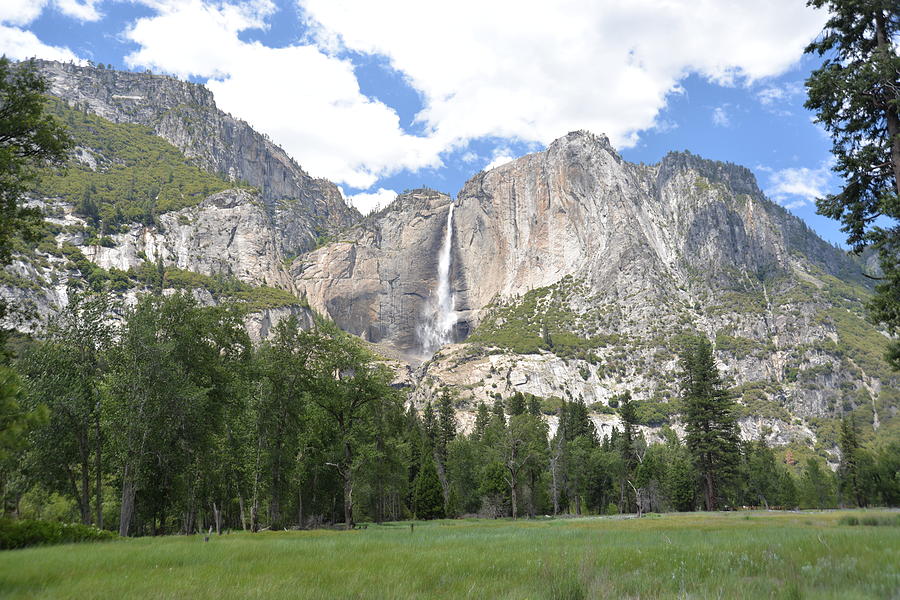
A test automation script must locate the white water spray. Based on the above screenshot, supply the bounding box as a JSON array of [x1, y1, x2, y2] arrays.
[[419, 203, 457, 356]]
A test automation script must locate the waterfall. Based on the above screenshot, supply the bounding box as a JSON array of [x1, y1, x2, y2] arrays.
[[419, 203, 457, 356]]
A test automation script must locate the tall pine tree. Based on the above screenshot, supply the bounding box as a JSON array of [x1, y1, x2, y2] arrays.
[[679, 336, 739, 511]]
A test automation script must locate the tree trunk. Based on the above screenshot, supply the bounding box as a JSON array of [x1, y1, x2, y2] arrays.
[[433, 448, 450, 514], [342, 439, 354, 529], [297, 487, 304, 529], [118, 464, 135, 537], [80, 457, 91, 525], [704, 469, 716, 511], [528, 469, 536, 518], [94, 409, 102, 529], [342, 470, 353, 529], [238, 494, 247, 531], [510, 481, 518, 519], [549, 438, 560, 516], [212, 502, 222, 535]]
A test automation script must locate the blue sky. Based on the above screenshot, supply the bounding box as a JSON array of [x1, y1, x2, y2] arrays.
[[1, 0, 849, 246]]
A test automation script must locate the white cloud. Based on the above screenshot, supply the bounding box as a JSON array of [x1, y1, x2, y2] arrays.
[[123, 0, 442, 188], [711, 106, 731, 127], [55, 0, 102, 21], [300, 0, 826, 151], [117, 0, 827, 192], [0, 24, 80, 61], [756, 81, 805, 106], [765, 163, 832, 208], [0, 0, 94, 61], [343, 187, 397, 215], [484, 147, 516, 171], [0, 1, 48, 26]]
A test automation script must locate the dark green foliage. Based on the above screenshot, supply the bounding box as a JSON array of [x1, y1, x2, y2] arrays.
[[666, 443, 697, 512], [507, 391, 527, 416], [804, 1, 900, 369], [18, 293, 114, 526], [436, 390, 456, 460], [0, 518, 115, 549], [35, 98, 239, 229], [473, 402, 490, 441], [837, 416, 877, 507], [679, 336, 739, 510], [413, 457, 444, 520], [799, 458, 837, 509]]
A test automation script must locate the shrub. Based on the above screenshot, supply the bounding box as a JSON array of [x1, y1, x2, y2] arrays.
[[0, 519, 116, 550]]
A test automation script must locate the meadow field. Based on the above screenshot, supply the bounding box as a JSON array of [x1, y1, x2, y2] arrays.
[[0, 511, 897, 599]]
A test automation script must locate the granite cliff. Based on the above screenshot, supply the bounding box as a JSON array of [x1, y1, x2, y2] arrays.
[[2, 62, 896, 455]]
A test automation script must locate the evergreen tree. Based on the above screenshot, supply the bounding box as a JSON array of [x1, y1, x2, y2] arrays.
[[422, 400, 437, 450], [413, 455, 444, 520], [473, 401, 490, 441], [839, 416, 864, 506], [799, 457, 835, 509], [526, 394, 541, 417], [507, 391, 526, 417], [804, 1, 900, 369], [436, 390, 456, 460], [0, 57, 72, 327], [679, 336, 739, 510]]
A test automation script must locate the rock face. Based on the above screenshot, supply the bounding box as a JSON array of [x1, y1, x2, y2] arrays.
[[82, 189, 293, 289], [294, 131, 897, 447], [291, 189, 456, 361], [36, 60, 359, 254]]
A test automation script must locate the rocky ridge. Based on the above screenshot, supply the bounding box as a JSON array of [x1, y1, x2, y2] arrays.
[[35, 60, 359, 255]]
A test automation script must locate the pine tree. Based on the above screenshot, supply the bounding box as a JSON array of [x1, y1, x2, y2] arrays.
[[526, 394, 541, 417], [507, 391, 526, 416], [436, 390, 456, 460], [839, 416, 863, 507], [679, 336, 739, 510], [473, 401, 490, 441], [413, 456, 444, 519], [804, 1, 900, 369]]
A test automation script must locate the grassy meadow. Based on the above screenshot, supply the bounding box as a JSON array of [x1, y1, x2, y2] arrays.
[[0, 511, 897, 599]]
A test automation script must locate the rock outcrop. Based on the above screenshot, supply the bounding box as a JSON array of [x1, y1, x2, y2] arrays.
[[36, 60, 359, 255], [294, 131, 897, 448]]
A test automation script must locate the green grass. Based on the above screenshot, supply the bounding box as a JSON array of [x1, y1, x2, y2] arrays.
[[1, 511, 897, 599]]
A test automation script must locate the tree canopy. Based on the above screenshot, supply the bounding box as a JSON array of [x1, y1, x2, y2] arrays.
[[804, 0, 900, 368]]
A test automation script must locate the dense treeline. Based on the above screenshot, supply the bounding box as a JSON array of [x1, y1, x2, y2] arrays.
[[0, 292, 898, 536]]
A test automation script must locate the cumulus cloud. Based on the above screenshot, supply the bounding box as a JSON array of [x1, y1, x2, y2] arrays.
[[117, 0, 827, 192], [711, 106, 731, 127], [765, 163, 833, 208], [123, 0, 442, 188], [300, 0, 826, 150], [0, 0, 91, 61], [484, 147, 517, 171], [0, 24, 81, 61], [0, 1, 48, 26], [343, 187, 397, 215], [55, 0, 103, 22]]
